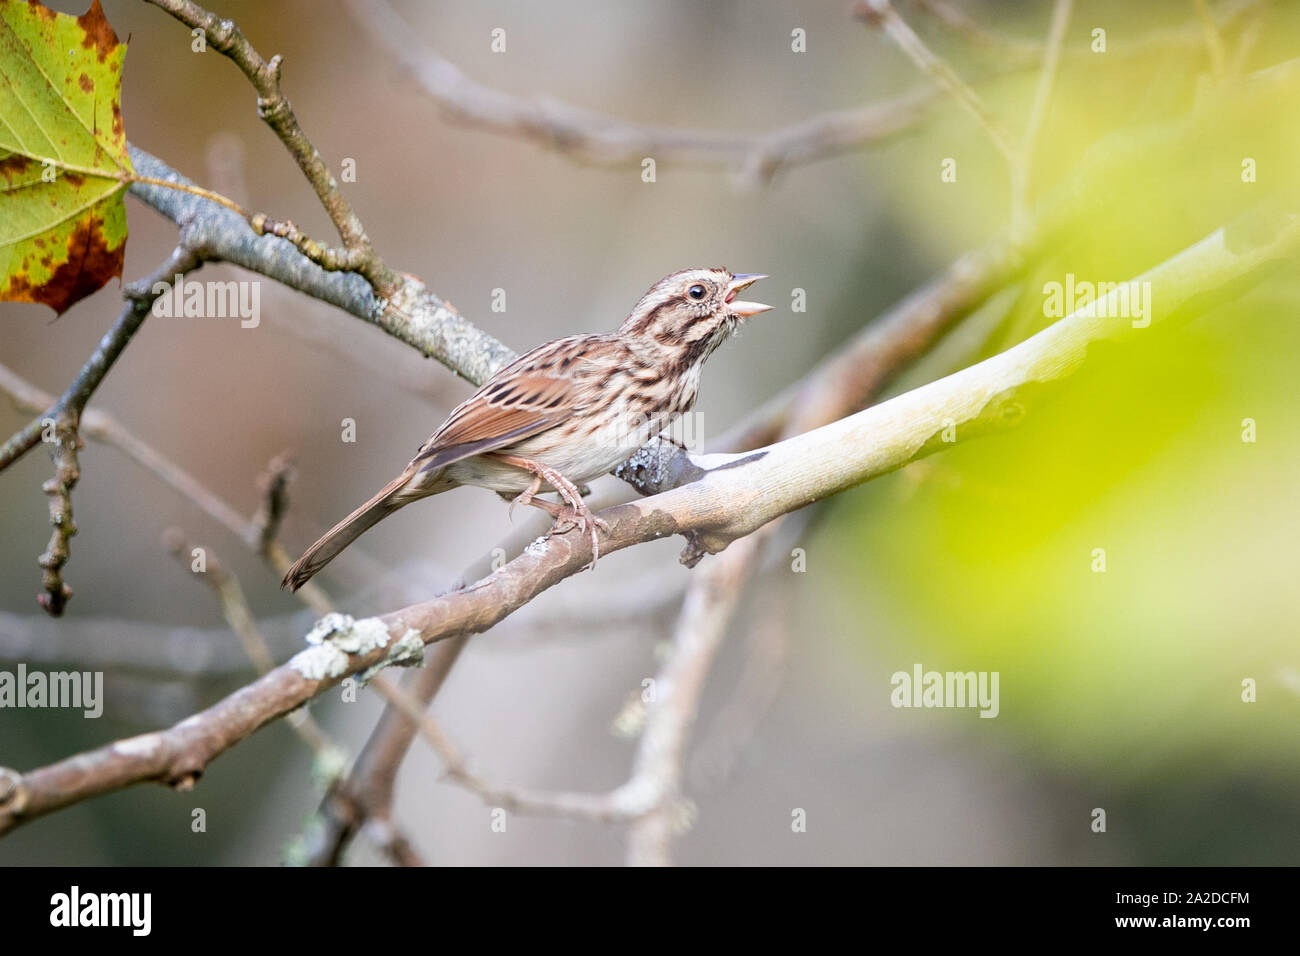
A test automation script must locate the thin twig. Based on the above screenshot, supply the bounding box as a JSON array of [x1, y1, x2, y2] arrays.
[[1011, 0, 1074, 235], [143, 0, 400, 293], [0, 248, 202, 615], [1194, 0, 1228, 79], [688, 575, 793, 792], [0, 247, 200, 477], [908, 0, 1043, 58], [346, 0, 1262, 186], [0, 363, 370, 609], [126, 145, 517, 389], [160, 529, 344, 772], [346, 0, 945, 188], [35, 413, 81, 616], [911, 0, 1263, 62], [854, 0, 1019, 163], [626, 532, 763, 865], [374, 674, 635, 822], [300, 515, 556, 866]]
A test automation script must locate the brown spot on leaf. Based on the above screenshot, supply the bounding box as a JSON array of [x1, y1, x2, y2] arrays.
[[78, 73, 93, 93], [25, 0, 56, 22], [77, 0, 121, 64], [0, 154, 32, 186], [111, 102, 123, 141], [3, 216, 125, 315], [63, 173, 84, 188]]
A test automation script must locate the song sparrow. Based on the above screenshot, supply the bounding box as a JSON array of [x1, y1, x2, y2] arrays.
[[282, 269, 772, 591]]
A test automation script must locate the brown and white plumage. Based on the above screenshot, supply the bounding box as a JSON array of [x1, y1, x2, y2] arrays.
[[282, 269, 771, 590]]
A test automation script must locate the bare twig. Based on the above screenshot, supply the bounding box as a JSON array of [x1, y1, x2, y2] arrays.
[[908, 0, 1043, 58], [346, 0, 946, 188], [246, 451, 337, 616], [143, 0, 400, 293], [376, 675, 635, 822], [1194, 0, 1228, 79], [346, 0, 1263, 187], [911, 0, 1263, 62], [1011, 0, 1073, 235], [0, 247, 199, 476], [162, 530, 275, 674], [300, 516, 555, 866], [626, 532, 762, 865], [0, 248, 201, 614], [0, 608, 298, 679], [158, 527, 344, 773], [689, 576, 794, 792], [35, 413, 82, 616], [854, 0, 1019, 162], [0, 363, 363, 612], [127, 145, 517, 389], [249, 450, 295, 556]]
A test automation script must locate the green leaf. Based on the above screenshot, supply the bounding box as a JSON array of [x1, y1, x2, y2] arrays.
[[0, 0, 131, 315]]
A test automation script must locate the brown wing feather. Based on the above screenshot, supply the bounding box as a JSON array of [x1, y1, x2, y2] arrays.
[[413, 336, 597, 473]]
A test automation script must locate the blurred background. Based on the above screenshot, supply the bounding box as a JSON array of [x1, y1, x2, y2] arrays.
[[1, 0, 1298, 864]]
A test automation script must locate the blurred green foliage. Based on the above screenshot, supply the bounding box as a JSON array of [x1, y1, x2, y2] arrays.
[[824, 1, 1300, 861]]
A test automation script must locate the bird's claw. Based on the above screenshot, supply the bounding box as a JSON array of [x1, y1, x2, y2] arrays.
[[549, 504, 610, 567], [508, 490, 533, 521]]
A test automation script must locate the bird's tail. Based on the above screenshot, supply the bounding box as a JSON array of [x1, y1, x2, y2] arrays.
[[282, 465, 419, 591]]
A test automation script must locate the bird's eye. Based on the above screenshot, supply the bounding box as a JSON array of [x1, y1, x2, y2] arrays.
[[688, 284, 707, 300]]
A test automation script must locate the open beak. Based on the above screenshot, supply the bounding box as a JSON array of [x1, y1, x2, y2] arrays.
[[725, 273, 773, 317]]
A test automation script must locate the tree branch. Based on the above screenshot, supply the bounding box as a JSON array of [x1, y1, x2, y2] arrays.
[[3, 204, 1290, 836], [126, 145, 518, 388], [854, 0, 1019, 162], [345, 0, 948, 188], [0, 247, 202, 614], [909, 0, 1262, 62], [143, 0, 400, 292], [1011, 0, 1073, 234]]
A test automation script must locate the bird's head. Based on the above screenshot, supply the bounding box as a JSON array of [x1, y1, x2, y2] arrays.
[[619, 269, 772, 354]]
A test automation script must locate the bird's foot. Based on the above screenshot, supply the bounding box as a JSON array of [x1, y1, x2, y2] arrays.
[[547, 501, 611, 565], [493, 453, 608, 567]]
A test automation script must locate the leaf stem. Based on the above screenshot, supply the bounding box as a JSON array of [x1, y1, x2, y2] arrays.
[[36, 158, 251, 218]]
